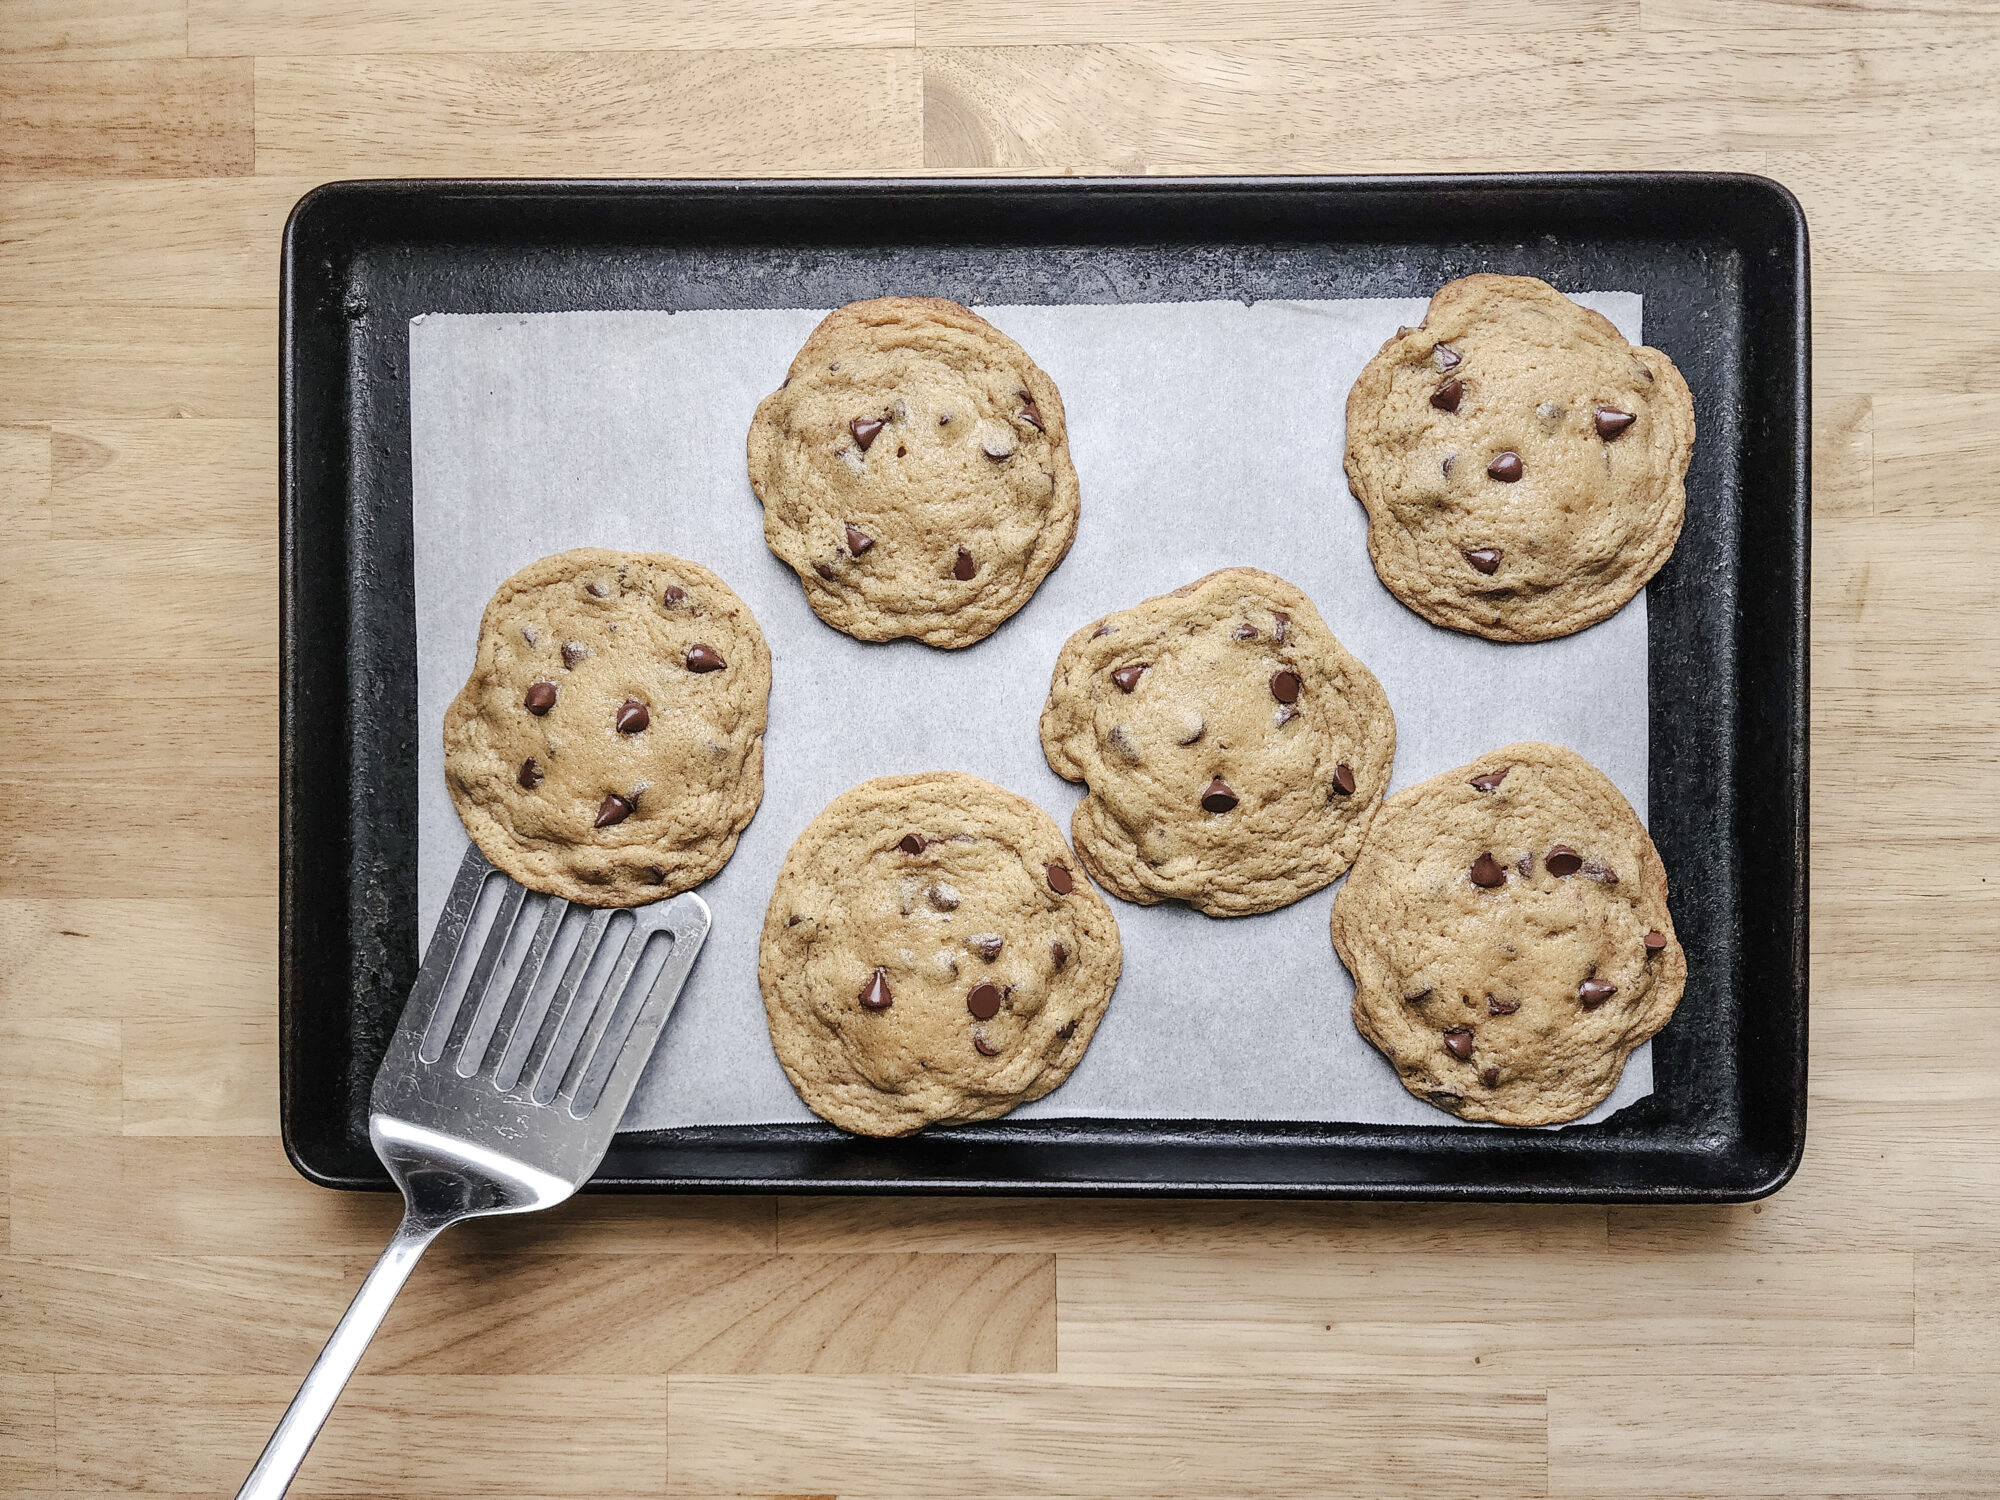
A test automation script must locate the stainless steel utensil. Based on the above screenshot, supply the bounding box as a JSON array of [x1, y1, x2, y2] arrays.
[[236, 845, 710, 1500]]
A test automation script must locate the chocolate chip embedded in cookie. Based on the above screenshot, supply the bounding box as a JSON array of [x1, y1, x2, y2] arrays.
[[442, 548, 771, 907], [1344, 274, 1696, 643], [1331, 741, 1686, 1127], [746, 297, 1082, 650], [758, 772, 1122, 1137], [1040, 568, 1397, 917]]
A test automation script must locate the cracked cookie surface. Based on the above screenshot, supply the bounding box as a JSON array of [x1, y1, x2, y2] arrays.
[[747, 297, 1081, 649], [443, 548, 770, 907], [759, 772, 1122, 1136], [1040, 568, 1396, 917], [1331, 741, 1685, 1126], [1344, 274, 1696, 643]]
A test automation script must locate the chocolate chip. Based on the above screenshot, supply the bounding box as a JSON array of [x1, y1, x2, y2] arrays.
[[1443, 1027, 1474, 1060], [561, 642, 587, 670], [1487, 451, 1524, 482], [1430, 378, 1464, 413], [967, 982, 1003, 1020], [1435, 343, 1462, 372], [850, 415, 884, 451], [1274, 705, 1298, 728], [859, 968, 893, 1010], [1051, 940, 1069, 969], [1469, 768, 1509, 792], [1270, 670, 1302, 704], [1582, 860, 1620, 886], [1517, 852, 1533, 878], [973, 1032, 1001, 1056], [1487, 995, 1520, 1015], [594, 792, 633, 828], [1111, 663, 1147, 693], [521, 626, 538, 646], [971, 934, 1003, 962], [1579, 977, 1617, 1009], [982, 433, 1016, 461], [1464, 547, 1502, 575], [1046, 862, 1074, 894], [1481, 1065, 1501, 1088], [524, 681, 557, 715], [616, 699, 649, 734], [1331, 764, 1357, 797], [1427, 1090, 1464, 1107], [927, 883, 961, 912], [1405, 987, 1432, 1005], [953, 547, 977, 581], [1272, 611, 1290, 643], [1595, 407, 1637, 439], [1234, 623, 1258, 640], [587, 581, 609, 598], [845, 523, 875, 556], [1056, 1019, 1077, 1040], [1442, 453, 1455, 476], [517, 757, 543, 789], [662, 586, 685, 607], [899, 833, 926, 855], [1019, 391, 1045, 431], [1537, 401, 1565, 425], [1092, 623, 1115, 638], [1178, 716, 1207, 746], [1107, 724, 1141, 761], [1201, 777, 1239, 814], [686, 643, 725, 673], [1469, 852, 1508, 888], [786, 913, 801, 926], [1644, 929, 1669, 954], [1546, 845, 1583, 877]]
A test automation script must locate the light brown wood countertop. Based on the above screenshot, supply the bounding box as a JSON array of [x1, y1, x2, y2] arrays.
[[2, 1, 1994, 1494]]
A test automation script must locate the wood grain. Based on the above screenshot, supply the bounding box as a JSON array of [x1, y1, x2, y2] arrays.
[[777, 1195, 1609, 1254], [192, 0, 913, 54], [0, 180, 300, 307], [917, 0, 1635, 45], [667, 1374, 1547, 1497], [0, 305, 276, 421], [1056, 1250, 1915, 1376], [1547, 1374, 2000, 1495], [3, 6, 1997, 1495], [0, 0, 185, 59], [254, 52, 923, 176], [0, 60, 251, 177], [54, 1375, 668, 1492]]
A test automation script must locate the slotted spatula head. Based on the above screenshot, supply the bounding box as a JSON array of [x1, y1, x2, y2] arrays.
[[368, 843, 709, 1219]]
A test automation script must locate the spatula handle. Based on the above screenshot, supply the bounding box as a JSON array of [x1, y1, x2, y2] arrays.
[[234, 1212, 448, 1500]]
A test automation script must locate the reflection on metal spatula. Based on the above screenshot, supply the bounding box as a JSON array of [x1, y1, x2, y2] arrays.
[[235, 844, 710, 1500]]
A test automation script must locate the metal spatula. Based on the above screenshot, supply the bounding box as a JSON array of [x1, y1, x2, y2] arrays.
[[236, 844, 710, 1500]]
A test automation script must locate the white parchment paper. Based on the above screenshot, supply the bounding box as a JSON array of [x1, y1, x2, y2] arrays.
[[410, 296, 1653, 1131]]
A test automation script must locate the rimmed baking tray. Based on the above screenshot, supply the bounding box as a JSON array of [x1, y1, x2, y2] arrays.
[[281, 175, 1808, 1200]]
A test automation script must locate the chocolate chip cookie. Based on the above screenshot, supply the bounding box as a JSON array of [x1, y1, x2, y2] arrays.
[[759, 772, 1122, 1137], [747, 297, 1081, 650], [1331, 741, 1685, 1126], [1040, 568, 1397, 917], [1344, 274, 1696, 643], [443, 548, 771, 907]]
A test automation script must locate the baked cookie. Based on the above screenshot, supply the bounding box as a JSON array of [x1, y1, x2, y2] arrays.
[[443, 549, 771, 907], [1331, 741, 1686, 1127], [747, 297, 1081, 649], [1344, 274, 1696, 643], [1040, 568, 1396, 917], [759, 772, 1122, 1137]]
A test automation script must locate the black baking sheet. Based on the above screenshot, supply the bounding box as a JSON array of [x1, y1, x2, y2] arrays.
[[280, 175, 1808, 1200]]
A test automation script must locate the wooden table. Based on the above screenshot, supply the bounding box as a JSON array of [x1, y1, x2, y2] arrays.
[[2, 2, 1993, 1494]]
